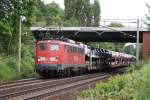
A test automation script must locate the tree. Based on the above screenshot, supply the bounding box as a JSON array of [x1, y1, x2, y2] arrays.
[[64, 0, 76, 20], [92, 0, 101, 26], [46, 2, 64, 26], [35, 0, 47, 21], [108, 22, 124, 27], [34, 0, 47, 26], [75, 0, 92, 26], [63, 17, 80, 27], [123, 45, 135, 55], [64, 0, 101, 27], [0, 0, 37, 54], [34, 1, 64, 27]]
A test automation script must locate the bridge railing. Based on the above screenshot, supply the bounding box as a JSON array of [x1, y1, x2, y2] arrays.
[[100, 19, 146, 28]]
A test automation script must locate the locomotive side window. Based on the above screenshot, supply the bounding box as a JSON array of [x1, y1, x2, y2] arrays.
[[38, 43, 47, 50], [67, 46, 71, 52], [64, 45, 68, 52], [64, 45, 84, 53], [50, 44, 59, 51]]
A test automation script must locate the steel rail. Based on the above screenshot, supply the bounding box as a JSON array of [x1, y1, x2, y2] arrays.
[[0, 73, 105, 100], [0, 78, 37, 88], [23, 74, 109, 100]]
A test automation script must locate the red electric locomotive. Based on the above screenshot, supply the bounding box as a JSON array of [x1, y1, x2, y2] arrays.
[[35, 38, 136, 77], [35, 39, 86, 77]]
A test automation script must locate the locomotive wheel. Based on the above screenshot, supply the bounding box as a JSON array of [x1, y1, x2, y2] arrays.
[[57, 70, 64, 78], [79, 67, 83, 75], [39, 71, 50, 78], [84, 67, 88, 74], [66, 69, 71, 77], [76, 68, 81, 75], [48, 70, 56, 78], [81, 67, 86, 74]]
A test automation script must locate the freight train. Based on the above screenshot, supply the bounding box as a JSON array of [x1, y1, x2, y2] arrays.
[[35, 38, 136, 77]]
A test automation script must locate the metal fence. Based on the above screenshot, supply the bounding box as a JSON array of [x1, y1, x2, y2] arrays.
[[100, 19, 146, 28]]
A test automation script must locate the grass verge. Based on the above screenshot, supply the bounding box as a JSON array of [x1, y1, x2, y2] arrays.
[[76, 61, 150, 100], [0, 55, 37, 84]]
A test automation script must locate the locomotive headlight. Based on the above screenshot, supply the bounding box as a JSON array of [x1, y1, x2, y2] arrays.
[[38, 58, 41, 62], [49, 57, 58, 61], [38, 57, 46, 62]]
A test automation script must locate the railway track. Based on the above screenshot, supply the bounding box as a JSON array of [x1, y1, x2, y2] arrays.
[[0, 78, 56, 99], [0, 78, 41, 89], [0, 67, 126, 100], [0, 73, 109, 100]]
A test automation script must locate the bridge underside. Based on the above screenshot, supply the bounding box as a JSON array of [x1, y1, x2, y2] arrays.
[[31, 27, 145, 43]]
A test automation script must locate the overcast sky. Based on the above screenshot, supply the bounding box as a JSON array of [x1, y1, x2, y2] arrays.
[[44, 0, 150, 19]]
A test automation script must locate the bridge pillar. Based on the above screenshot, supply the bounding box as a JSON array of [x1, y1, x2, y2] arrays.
[[143, 32, 150, 61]]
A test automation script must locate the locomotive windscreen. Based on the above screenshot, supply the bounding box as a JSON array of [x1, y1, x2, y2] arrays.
[[50, 44, 59, 51], [38, 43, 47, 51]]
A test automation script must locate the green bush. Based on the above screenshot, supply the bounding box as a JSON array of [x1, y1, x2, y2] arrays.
[[0, 43, 37, 83], [21, 57, 35, 78], [128, 60, 144, 72], [77, 61, 150, 100], [0, 56, 20, 83]]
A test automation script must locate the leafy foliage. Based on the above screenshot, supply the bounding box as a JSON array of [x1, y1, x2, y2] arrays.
[[93, 0, 101, 26], [0, 42, 37, 83], [77, 61, 150, 100], [34, 1, 64, 27], [64, 0, 101, 27], [0, 0, 36, 55], [0, 0, 37, 82], [108, 22, 124, 27]]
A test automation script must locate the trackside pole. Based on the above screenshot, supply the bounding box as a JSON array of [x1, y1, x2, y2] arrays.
[[136, 19, 140, 63], [90, 51, 92, 68], [18, 17, 21, 73]]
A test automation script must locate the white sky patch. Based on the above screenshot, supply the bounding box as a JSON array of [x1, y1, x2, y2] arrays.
[[44, 0, 150, 19], [101, 0, 148, 19], [44, 0, 64, 8]]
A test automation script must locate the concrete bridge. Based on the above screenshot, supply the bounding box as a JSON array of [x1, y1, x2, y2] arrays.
[[31, 19, 150, 61]]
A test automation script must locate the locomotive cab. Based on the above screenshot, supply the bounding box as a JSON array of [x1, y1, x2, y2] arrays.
[[35, 40, 63, 76]]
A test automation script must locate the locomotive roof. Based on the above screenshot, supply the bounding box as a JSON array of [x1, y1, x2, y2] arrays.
[[37, 39, 84, 48]]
